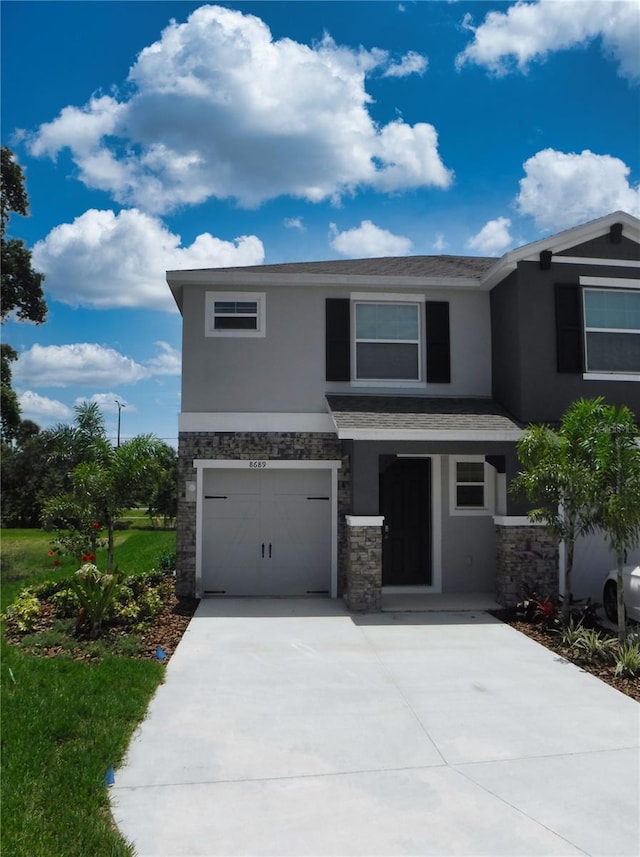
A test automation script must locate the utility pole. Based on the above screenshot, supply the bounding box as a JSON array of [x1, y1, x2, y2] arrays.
[[115, 399, 126, 448]]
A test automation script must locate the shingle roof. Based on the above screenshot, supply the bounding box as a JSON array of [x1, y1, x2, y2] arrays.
[[204, 254, 497, 278], [326, 395, 523, 437]]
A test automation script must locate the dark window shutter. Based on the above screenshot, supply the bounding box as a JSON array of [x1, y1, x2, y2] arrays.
[[425, 301, 450, 383], [555, 284, 583, 373], [325, 298, 351, 381]]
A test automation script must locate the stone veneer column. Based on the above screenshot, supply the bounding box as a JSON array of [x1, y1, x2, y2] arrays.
[[494, 517, 559, 607], [344, 516, 383, 612]]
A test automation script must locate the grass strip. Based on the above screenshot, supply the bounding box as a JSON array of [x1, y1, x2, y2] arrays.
[[2, 635, 163, 857], [1, 526, 176, 857]]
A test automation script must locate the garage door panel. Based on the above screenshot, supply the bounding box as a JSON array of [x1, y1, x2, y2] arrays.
[[203, 494, 261, 593], [201, 467, 332, 596], [204, 469, 260, 496]]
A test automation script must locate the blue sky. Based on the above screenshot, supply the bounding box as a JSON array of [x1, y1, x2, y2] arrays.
[[2, 0, 639, 446]]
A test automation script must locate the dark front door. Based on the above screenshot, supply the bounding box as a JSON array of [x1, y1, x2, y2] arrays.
[[380, 458, 431, 586]]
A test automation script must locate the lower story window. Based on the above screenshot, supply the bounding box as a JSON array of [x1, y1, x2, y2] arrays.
[[583, 288, 640, 373], [450, 457, 493, 516]]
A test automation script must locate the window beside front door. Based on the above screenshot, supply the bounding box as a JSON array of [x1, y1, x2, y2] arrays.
[[583, 288, 640, 374], [354, 301, 421, 382], [449, 457, 494, 516]]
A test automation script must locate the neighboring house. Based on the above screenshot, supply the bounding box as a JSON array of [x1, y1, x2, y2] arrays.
[[168, 210, 640, 609]]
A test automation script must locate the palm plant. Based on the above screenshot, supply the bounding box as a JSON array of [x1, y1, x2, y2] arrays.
[[584, 402, 640, 642], [511, 398, 603, 615], [69, 435, 166, 573], [42, 401, 169, 573]]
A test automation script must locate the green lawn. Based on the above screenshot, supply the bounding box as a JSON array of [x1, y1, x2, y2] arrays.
[[1, 527, 176, 857]]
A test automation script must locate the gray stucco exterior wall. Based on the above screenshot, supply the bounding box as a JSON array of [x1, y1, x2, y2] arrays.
[[180, 284, 494, 415]]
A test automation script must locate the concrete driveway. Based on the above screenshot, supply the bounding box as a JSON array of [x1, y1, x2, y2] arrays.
[[111, 599, 639, 857]]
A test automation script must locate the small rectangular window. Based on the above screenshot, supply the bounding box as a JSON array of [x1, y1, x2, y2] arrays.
[[583, 288, 640, 374], [206, 292, 265, 337], [455, 461, 485, 508], [449, 457, 493, 516]]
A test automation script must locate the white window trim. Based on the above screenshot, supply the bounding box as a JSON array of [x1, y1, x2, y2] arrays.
[[351, 293, 424, 385], [449, 456, 495, 517], [579, 277, 640, 290], [581, 283, 640, 378], [205, 291, 266, 338]]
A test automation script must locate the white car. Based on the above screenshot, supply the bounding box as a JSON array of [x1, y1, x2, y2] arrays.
[[602, 565, 640, 624]]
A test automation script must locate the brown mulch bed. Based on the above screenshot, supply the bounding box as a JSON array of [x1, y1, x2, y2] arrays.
[[5, 582, 199, 665], [137, 591, 199, 662], [491, 610, 640, 702]]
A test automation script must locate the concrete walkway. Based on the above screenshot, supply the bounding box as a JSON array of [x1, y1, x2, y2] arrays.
[[111, 598, 639, 857]]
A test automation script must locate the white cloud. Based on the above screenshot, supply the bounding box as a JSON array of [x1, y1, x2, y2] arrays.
[[372, 121, 452, 192], [283, 217, 306, 231], [74, 393, 135, 414], [329, 220, 413, 257], [13, 341, 179, 389], [457, 1, 640, 82], [27, 5, 451, 212], [145, 341, 181, 376], [383, 51, 428, 78], [516, 149, 640, 231], [433, 233, 448, 252], [18, 390, 72, 422], [32, 208, 264, 311], [467, 217, 513, 254]]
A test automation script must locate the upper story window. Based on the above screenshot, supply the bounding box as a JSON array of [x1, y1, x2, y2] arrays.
[[353, 300, 422, 382], [583, 288, 640, 374], [325, 295, 450, 385], [205, 292, 266, 338]]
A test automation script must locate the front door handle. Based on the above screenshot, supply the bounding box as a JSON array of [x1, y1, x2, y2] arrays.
[[261, 543, 265, 558], [268, 543, 272, 559]]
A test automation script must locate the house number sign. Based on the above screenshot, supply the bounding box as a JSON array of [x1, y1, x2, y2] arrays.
[[248, 460, 267, 468]]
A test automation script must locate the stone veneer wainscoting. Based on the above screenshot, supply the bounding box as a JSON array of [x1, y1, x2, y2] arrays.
[[494, 520, 559, 607], [176, 432, 351, 598]]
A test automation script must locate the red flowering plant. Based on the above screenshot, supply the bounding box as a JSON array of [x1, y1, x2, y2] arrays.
[[42, 497, 107, 567]]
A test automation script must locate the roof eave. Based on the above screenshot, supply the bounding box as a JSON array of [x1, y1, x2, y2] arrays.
[[335, 428, 524, 441], [166, 269, 485, 290], [480, 210, 640, 291]]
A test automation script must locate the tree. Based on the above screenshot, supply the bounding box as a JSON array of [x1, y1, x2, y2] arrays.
[[511, 398, 604, 615], [43, 434, 168, 572], [1, 403, 110, 527], [1, 146, 46, 324], [586, 402, 640, 642], [146, 442, 178, 527], [1, 146, 47, 441], [1, 343, 21, 440]]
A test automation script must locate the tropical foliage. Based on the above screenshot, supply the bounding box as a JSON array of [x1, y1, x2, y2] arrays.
[[1, 145, 47, 442], [3, 403, 178, 557], [512, 397, 640, 640]]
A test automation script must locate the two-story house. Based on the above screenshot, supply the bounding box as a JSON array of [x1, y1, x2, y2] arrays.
[[168, 210, 640, 610]]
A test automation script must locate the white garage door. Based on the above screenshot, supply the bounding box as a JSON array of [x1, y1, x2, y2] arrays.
[[202, 468, 332, 596]]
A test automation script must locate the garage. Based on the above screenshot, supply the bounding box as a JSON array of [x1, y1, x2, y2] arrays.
[[200, 464, 335, 596]]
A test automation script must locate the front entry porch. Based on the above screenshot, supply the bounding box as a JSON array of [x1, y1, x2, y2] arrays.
[[381, 591, 501, 612]]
